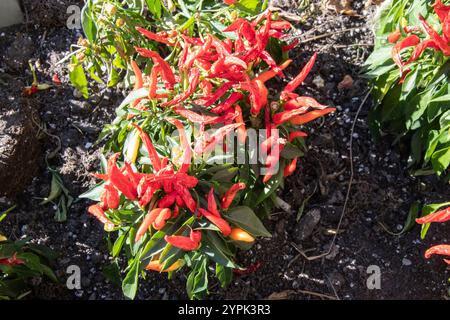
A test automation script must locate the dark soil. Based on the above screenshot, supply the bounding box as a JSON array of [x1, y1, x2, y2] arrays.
[[0, 0, 449, 300], [0, 77, 40, 197]]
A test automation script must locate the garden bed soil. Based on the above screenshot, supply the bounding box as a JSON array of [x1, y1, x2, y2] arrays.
[[0, 0, 449, 300]]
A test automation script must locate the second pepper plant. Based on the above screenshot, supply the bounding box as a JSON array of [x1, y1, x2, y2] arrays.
[[80, 10, 335, 299]]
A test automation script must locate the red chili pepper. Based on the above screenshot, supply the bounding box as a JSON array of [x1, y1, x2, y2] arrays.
[[210, 92, 243, 114], [198, 208, 232, 236], [289, 131, 308, 141], [262, 151, 284, 184], [194, 123, 243, 154], [161, 68, 200, 107], [130, 60, 143, 90], [284, 158, 298, 177], [211, 36, 231, 56], [148, 64, 159, 99], [273, 107, 310, 125], [139, 183, 158, 208], [165, 230, 201, 251], [284, 96, 328, 111], [270, 20, 292, 31], [166, 117, 192, 173], [391, 35, 421, 75], [419, 15, 450, 55], [158, 192, 177, 208], [135, 208, 164, 242], [136, 27, 176, 46], [234, 105, 247, 144], [131, 124, 162, 172], [123, 162, 141, 188], [254, 59, 292, 83], [88, 204, 115, 230], [260, 50, 284, 77], [207, 188, 221, 217], [194, 82, 233, 107], [405, 39, 439, 64], [200, 79, 213, 96], [282, 39, 299, 52], [290, 108, 336, 125], [135, 47, 176, 89], [223, 18, 247, 32], [282, 53, 317, 97], [0, 253, 24, 266], [174, 184, 197, 213], [172, 204, 180, 218], [424, 244, 450, 264], [109, 157, 138, 200], [100, 183, 120, 210], [434, 0, 450, 24], [235, 80, 268, 116], [153, 208, 172, 230], [416, 206, 450, 224], [387, 30, 402, 44], [221, 182, 246, 209], [223, 0, 236, 6]]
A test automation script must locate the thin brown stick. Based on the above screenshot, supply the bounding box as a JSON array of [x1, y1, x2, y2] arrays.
[[291, 90, 372, 261]]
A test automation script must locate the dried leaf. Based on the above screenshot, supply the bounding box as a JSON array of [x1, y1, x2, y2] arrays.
[[337, 75, 354, 90], [267, 290, 295, 300], [326, 0, 357, 16]]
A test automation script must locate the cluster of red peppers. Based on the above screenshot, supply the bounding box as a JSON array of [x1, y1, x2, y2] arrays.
[[85, 10, 334, 282], [388, 0, 450, 78]]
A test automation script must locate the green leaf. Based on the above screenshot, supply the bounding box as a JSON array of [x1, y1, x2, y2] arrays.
[[81, 0, 97, 43], [122, 258, 140, 300], [186, 257, 208, 300], [200, 233, 237, 268], [235, 0, 262, 14], [79, 182, 105, 201], [255, 167, 284, 205], [224, 206, 271, 237], [103, 260, 122, 287], [215, 263, 232, 288], [69, 56, 88, 99], [431, 146, 450, 175], [281, 143, 304, 159], [146, 0, 162, 18], [117, 87, 149, 110], [112, 232, 127, 257]]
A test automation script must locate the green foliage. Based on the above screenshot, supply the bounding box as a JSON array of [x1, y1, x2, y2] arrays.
[[0, 208, 57, 300], [364, 0, 450, 177]]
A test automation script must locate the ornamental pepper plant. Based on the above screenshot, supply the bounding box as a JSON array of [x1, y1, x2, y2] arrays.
[[365, 0, 450, 177], [80, 9, 335, 299], [365, 0, 450, 278]]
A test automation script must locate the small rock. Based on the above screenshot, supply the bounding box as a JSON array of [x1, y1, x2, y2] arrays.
[[313, 75, 325, 89], [295, 209, 321, 240], [402, 258, 412, 266]]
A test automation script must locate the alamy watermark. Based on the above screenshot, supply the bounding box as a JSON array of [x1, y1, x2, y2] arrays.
[[366, 265, 381, 290]]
